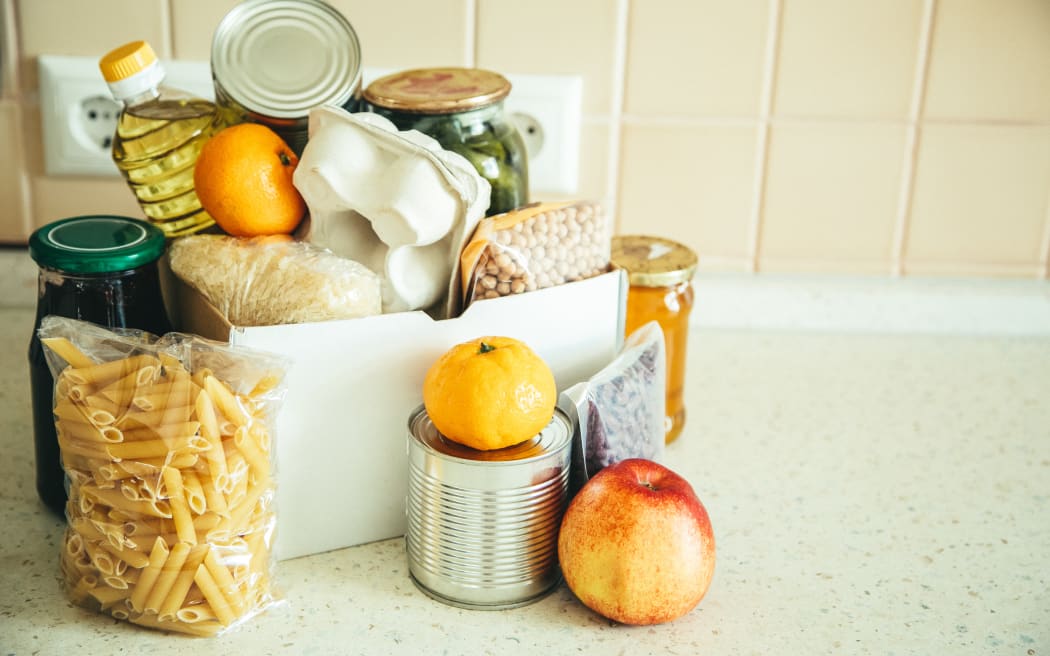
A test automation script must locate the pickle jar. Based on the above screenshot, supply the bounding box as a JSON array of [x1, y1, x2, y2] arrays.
[[362, 67, 529, 216], [610, 235, 698, 444], [28, 216, 171, 516]]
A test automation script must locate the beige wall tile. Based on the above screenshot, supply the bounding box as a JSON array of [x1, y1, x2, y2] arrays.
[[17, 0, 169, 91], [476, 0, 619, 116], [1, 0, 19, 99], [625, 0, 768, 118], [542, 120, 613, 209], [760, 123, 906, 269], [0, 101, 31, 242], [31, 177, 143, 231], [925, 0, 1050, 122], [618, 123, 756, 262], [774, 0, 923, 119], [171, 0, 241, 60], [328, 0, 470, 71], [905, 124, 1050, 272]]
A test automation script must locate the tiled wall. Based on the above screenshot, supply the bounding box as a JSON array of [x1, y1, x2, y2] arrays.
[[2, 0, 1049, 278]]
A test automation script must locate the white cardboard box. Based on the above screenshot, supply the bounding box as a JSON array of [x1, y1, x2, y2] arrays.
[[173, 271, 626, 560]]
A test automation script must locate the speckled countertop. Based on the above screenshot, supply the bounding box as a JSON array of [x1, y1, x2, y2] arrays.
[[1, 247, 1048, 654]]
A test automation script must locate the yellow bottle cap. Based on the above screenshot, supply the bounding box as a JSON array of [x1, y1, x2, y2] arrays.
[[99, 41, 157, 83]]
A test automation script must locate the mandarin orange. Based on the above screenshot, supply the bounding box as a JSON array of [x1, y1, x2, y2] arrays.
[[193, 123, 306, 237], [422, 336, 557, 451]]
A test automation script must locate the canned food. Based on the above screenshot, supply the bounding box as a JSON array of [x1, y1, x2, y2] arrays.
[[211, 0, 363, 155], [406, 406, 572, 609]]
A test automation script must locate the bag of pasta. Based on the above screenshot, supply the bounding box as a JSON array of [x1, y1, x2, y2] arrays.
[[37, 315, 290, 637]]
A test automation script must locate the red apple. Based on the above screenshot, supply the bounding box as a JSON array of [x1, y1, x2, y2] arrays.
[[557, 458, 715, 625]]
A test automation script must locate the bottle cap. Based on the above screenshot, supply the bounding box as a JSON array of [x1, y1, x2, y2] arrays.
[[29, 216, 167, 275], [99, 40, 165, 100], [610, 235, 698, 287]]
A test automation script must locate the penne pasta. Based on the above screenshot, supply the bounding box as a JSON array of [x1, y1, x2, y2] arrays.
[[46, 338, 283, 638], [41, 336, 97, 368]]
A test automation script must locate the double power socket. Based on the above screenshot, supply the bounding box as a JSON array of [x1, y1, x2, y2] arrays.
[[38, 55, 582, 196]]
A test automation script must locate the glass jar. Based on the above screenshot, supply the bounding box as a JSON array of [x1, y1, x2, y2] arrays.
[[610, 235, 698, 444], [28, 216, 171, 516], [362, 67, 529, 216]]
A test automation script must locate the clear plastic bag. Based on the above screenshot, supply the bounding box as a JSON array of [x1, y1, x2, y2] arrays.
[[458, 200, 611, 310], [168, 234, 383, 326], [38, 316, 290, 637], [561, 321, 666, 485]]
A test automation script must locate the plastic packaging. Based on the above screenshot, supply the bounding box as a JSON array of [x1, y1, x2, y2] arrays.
[[38, 316, 290, 637], [100, 40, 234, 237], [459, 201, 611, 310], [28, 216, 172, 516], [168, 234, 382, 326], [560, 321, 666, 485], [295, 106, 490, 317]]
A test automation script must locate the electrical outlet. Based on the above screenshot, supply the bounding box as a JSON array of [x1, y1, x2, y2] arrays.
[[38, 55, 582, 195]]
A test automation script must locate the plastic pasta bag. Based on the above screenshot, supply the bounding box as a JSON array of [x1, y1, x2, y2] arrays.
[[168, 234, 382, 326], [38, 315, 290, 637], [561, 321, 666, 487]]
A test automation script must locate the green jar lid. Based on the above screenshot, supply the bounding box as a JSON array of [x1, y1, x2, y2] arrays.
[[29, 216, 167, 274]]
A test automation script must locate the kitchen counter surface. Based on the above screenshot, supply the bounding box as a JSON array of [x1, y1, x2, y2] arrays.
[[2, 252, 1048, 654]]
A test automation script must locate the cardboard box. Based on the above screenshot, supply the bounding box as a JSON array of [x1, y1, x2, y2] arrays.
[[173, 271, 626, 560]]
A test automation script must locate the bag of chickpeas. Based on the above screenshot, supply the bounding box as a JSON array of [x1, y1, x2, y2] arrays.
[[458, 200, 611, 309], [37, 316, 290, 637]]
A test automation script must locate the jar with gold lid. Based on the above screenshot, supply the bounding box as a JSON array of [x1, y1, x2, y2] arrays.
[[362, 67, 529, 216], [610, 235, 698, 444]]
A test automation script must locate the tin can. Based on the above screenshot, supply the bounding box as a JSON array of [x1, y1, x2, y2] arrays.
[[211, 0, 363, 155], [406, 406, 572, 609]]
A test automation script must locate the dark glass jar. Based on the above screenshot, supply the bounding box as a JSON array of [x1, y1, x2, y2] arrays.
[[362, 67, 529, 216], [28, 216, 171, 516]]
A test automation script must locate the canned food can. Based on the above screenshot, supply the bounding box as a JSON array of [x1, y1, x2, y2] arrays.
[[211, 0, 363, 155], [406, 405, 572, 609]]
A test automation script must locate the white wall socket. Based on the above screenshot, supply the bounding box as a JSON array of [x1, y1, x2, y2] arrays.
[[38, 55, 582, 195]]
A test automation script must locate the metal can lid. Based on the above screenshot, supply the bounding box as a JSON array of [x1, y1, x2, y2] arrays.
[[211, 0, 362, 120], [29, 216, 167, 274], [610, 234, 698, 287], [409, 406, 571, 465], [363, 67, 512, 115]]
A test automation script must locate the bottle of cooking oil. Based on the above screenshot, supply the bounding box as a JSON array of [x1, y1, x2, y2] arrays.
[[99, 40, 235, 237]]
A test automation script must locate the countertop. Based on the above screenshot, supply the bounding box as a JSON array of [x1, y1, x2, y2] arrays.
[[1, 248, 1048, 654]]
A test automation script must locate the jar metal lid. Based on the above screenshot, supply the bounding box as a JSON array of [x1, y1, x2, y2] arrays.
[[211, 0, 362, 119], [363, 67, 512, 115], [610, 235, 698, 287], [29, 216, 167, 274]]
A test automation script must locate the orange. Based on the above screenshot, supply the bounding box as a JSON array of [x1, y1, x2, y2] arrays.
[[193, 123, 306, 237], [423, 336, 557, 451]]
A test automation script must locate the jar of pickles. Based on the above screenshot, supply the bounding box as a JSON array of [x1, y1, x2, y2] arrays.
[[27, 216, 171, 515], [362, 67, 529, 216], [610, 235, 698, 444]]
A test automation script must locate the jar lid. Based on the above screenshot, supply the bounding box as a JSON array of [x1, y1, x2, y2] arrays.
[[29, 216, 167, 274], [363, 68, 512, 115], [211, 0, 362, 119], [610, 235, 698, 287]]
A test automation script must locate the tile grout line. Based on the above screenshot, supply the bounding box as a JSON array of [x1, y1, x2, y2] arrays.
[[891, 0, 936, 277], [746, 0, 783, 274], [465, 0, 478, 68], [161, 0, 175, 58], [605, 0, 630, 230], [1040, 170, 1050, 279]]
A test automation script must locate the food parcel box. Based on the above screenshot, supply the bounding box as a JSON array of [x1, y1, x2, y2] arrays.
[[173, 270, 627, 560]]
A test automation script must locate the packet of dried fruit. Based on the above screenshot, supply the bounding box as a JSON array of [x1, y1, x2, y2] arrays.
[[458, 200, 611, 311], [559, 321, 666, 492]]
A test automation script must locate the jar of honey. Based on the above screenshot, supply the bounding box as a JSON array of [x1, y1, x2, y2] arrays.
[[610, 235, 697, 444]]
